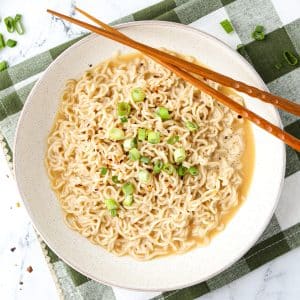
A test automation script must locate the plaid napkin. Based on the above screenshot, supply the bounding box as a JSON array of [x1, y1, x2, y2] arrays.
[[1, 0, 300, 299]]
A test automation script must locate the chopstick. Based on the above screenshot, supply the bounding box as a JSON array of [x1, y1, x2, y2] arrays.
[[64, 8, 300, 117], [47, 9, 300, 152]]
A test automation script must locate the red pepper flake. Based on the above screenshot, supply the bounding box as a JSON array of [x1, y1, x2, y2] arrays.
[[10, 247, 16, 252], [26, 266, 33, 273]]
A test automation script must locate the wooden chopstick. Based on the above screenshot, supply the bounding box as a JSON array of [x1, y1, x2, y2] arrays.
[[74, 9, 300, 117], [46, 9, 300, 152]]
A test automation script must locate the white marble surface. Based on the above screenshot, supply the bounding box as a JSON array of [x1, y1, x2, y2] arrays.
[[1, 0, 300, 299]]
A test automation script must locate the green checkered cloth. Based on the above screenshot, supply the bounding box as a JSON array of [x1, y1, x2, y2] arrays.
[[1, 0, 300, 299]]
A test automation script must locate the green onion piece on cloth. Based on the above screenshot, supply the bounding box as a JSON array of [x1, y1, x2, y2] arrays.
[[283, 51, 298, 66], [252, 25, 265, 41], [0, 61, 8, 72], [220, 19, 234, 33]]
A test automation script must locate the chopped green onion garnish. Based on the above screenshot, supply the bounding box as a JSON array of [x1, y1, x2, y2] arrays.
[[156, 107, 171, 121], [120, 116, 128, 123], [185, 121, 198, 132], [100, 167, 108, 176], [112, 176, 120, 184], [110, 209, 117, 217], [122, 182, 134, 195], [177, 164, 187, 177], [274, 63, 282, 70], [14, 14, 25, 35], [283, 51, 298, 66], [254, 25, 264, 33], [6, 39, 17, 48], [140, 156, 151, 164], [220, 19, 234, 33], [131, 87, 146, 102], [117, 102, 131, 116], [109, 128, 125, 140], [188, 166, 199, 176], [153, 160, 163, 174], [0, 61, 8, 72], [252, 25, 265, 41], [147, 131, 160, 144], [123, 138, 137, 152], [173, 148, 186, 163], [163, 163, 175, 175], [167, 135, 179, 145], [138, 128, 147, 141], [4, 17, 15, 33], [0, 34, 5, 49], [123, 194, 133, 206], [129, 148, 140, 161], [104, 198, 118, 210], [252, 31, 265, 41], [138, 169, 151, 183]]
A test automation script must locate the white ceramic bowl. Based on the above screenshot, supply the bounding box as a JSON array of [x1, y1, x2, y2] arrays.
[[14, 21, 285, 291]]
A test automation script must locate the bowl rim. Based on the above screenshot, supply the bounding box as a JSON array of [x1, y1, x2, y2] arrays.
[[13, 20, 286, 292]]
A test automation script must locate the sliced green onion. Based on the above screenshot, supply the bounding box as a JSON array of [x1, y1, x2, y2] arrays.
[[275, 63, 282, 70], [120, 116, 128, 123], [167, 135, 179, 145], [109, 128, 125, 140], [110, 209, 117, 217], [153, 160, 163, 174], [254, 25, 264, 33], [123, 194, 133, 206], [129, 148, 140, 161], [122, 182, 134, 195], [163, 163, 175, 175], [117, 102, 131, 116], [112, 175, 120, 184], [173, 148, 186, 163], [185, 121, 198, 132], [140, 156, 151, 164], [138, 169, 151, 183], [220, 19, 234, 33], [6, 39, 17, 48], [156, 107, 170, 121], [104, 198, 118, 210], [147, 131, 160, 144], [138, 128, 147, 141], [0, 34, 5, 49], [188, 166, 199, 176], [252, 31, 265, 41], [100, 167, 108, 176], [177, 164, 187, 177], [14, 14, 25, 35], [283, 51, 298, 66], [252, 25, 265, 41], [4, 17, 15, 33], [0, 61, 8, 72], [131, 87, 146, 102], [123, 138, 137, 152]]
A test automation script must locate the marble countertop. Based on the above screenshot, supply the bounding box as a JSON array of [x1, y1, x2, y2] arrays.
[[1, 0, 300, 299]]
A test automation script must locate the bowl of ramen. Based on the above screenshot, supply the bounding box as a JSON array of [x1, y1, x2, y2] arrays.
[[14, 21, 285, 291]]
